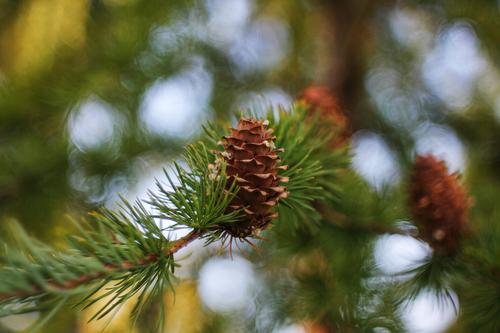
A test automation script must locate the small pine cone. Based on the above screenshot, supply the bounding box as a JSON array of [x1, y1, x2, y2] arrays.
[[298, 84, 349, 147], [409, 155, 471, 255], [218, 118, 288, 238]]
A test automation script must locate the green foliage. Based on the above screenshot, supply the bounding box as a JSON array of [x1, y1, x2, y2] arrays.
[[4, 101, 499, 332], [0, 105, 348, 331], [0, 223, 93, 317], [459, 277, 500, 332], [270, 104, 349, 230], [392, 255, 459, 311], [0, 203, 176, 331], [0, 140, 240, 331], [204, 103, 350, 232], [1, 0, 500, 332], [72, 203, 175, 330], [454, 208, 500, 332], [149, 142, 241, 234]]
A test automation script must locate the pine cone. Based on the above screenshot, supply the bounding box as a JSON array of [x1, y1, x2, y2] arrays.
[[298, 84, 349, 147], [218, 118, 288, 238], [409, 155, 471, 255]]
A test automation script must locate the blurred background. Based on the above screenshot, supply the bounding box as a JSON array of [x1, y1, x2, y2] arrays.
[[0, 0, 499, 332]]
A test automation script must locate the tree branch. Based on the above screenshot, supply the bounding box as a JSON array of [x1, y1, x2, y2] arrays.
[[0, 229, 204, 303], [316, 203, 418, 237]]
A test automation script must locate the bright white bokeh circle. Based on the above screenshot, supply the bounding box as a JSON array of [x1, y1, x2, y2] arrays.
[[198, 256, 256, 312]]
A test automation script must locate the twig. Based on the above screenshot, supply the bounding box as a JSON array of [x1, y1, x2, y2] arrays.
[[316, 203, 417, 237], [165, 229, 203, 256]]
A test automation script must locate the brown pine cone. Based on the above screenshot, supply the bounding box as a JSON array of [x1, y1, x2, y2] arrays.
[[216, 118, 288, 238], [409, 154, 471, 255], [298, 84, 350, 147]]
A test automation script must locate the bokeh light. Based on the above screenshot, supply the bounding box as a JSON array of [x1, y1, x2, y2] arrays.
[[352, 131, 401, 191], [198, 256, 257, 313]]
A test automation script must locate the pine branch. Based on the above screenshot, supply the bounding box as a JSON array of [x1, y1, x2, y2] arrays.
[[0, 104, 347, 331], [164, 229, 204, 255], [318, 203, 417, 237], [0, 140, 238, 328], [0, 229, 202, 303]]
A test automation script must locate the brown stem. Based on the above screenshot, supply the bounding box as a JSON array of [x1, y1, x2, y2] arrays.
[[165, 229, 203, 256], [0, 229, 204, 302], [316, 203, 417, 237]]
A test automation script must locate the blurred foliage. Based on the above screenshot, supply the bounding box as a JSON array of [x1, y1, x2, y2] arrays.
[[0, 0, 500, 332]]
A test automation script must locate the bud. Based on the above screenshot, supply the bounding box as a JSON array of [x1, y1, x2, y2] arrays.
[[409, 155, 471, 255]]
